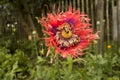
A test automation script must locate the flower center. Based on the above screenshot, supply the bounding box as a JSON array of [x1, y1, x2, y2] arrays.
[[55, 23, 80, 48], [61, 27, 72, 39]]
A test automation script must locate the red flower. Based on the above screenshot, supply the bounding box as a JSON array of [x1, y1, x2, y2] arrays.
[[40, 6, 99, 58]]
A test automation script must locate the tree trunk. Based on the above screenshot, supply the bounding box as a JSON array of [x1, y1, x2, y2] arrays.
[[111, 0, 114, 41], [12, 0, 39, 39], [86, 0, 89, 15], [95, 0, 104, 54], [23, 2, 39, 39], [91, 0, 95, 28], [81, 0, 84, 13], [117, 0, 120, 49], [106, 0, 110, 44]]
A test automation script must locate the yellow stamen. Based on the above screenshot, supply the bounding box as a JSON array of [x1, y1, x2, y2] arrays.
[[61, 27, 72, 39]]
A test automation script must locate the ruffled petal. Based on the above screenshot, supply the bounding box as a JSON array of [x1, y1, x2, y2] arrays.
[[40, 6, 99, 58]]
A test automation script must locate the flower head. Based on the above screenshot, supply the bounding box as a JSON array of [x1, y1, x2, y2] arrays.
[[40, 6, 99, 58]]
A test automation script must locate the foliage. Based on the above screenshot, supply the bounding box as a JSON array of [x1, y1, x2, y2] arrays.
[[0, 40, 120, 80]]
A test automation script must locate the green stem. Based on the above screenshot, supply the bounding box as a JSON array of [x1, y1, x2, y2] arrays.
[[56, 55, 61, 80]]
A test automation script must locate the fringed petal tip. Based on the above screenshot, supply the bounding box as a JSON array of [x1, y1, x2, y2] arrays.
[[95, 31, 101, 39]]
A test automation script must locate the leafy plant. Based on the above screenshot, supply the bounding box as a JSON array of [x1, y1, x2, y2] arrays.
[[0, 40, 120, 80]]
